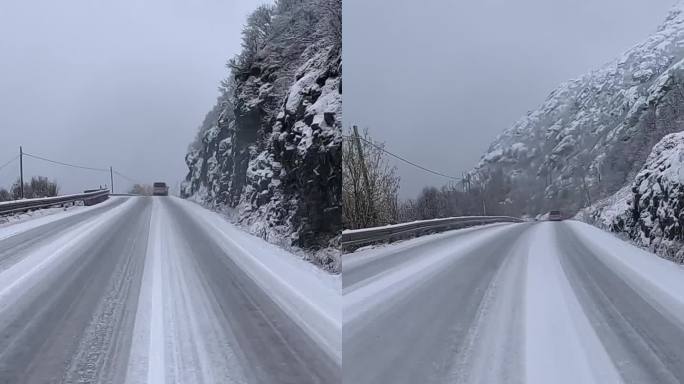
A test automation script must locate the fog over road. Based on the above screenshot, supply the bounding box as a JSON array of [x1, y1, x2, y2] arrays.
[[343, 221, 684, 384], [0, 197, 339, 384]]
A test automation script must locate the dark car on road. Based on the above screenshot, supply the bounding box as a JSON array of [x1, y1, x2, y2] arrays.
[[153, 182, 169, 196], [548, 210, 563, 221]]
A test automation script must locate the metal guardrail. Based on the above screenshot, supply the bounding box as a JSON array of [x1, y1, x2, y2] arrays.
[[0, 189, 110, 216], [341, 216, 524, 252]]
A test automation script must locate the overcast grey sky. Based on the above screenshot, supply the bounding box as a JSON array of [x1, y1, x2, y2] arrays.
[[344, 0, 677, 198], [0, 0, 261, 194]]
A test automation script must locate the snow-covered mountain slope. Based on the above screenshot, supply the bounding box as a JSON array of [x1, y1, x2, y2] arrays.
[[181, 0, 341, 267], [475, 2, 684, 216], [578, 132, 684, 263]]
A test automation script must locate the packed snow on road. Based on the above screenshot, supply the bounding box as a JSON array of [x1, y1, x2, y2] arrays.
[[0, 196, 340, 383], [343, 220, 684, 384]]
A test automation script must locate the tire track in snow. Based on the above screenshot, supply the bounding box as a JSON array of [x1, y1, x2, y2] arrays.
[[164, 198, 337, 384], [558, 223, 684, 383], [0, 198, 147, 383], [0, 197, 127, 272], [125, 198, 166, 384], [343, 224, 529, 384], [148, 203, 166, 384], [447, 229, 528, 384], [0, 197, 137, 316], [161, 199, 248, 384], [0, 195, 337, 383], [63, 198, 151, 384], [343, 223, 511, 289], [525, 223, 622, 384], [126, 198, 253, 384]]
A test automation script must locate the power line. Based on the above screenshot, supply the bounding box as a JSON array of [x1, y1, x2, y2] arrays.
[[0, 155, 18, 173], [343, 135, 461, 181], [23, 152, 110, 173], [113, 170, 141, 185], [22, 150, 142, 187]]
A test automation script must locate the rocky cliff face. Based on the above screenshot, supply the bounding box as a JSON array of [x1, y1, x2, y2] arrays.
[[579, 132, 684, 263], [475, 3, 684, 216], [182, 0, 341, 268]]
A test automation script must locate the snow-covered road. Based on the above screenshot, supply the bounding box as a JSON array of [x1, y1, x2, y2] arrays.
[[343, 221, 684, 384], [0, 196, 340, 384]]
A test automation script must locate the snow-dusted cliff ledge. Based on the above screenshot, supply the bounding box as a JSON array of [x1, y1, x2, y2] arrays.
[[578, 132, 684, 263], [181, 0, 341, 271]]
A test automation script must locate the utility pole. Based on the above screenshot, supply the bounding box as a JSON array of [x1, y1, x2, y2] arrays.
[[481, 181, 487, 216], [352, 125, 375, 226], [19, 146, 24, 199], [110, 166, 114, 194]]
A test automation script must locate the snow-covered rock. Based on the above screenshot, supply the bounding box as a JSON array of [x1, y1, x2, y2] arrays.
[[181, 0, 341, 270], [579, 132, 684, 263], [475, 2, 684, 216]]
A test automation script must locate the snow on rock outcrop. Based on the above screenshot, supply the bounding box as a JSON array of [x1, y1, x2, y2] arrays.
[[181, 0, 341, 271], [475, 2, 684, 216], [574, 185, 632, 229], [579, 132, 684, 263]]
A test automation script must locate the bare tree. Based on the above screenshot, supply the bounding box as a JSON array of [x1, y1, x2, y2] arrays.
[[230, 4, 274, 71], [129, 184, 153, 196], [317, 0, 341, 47], [10, 177, 59, 200], [0, 188, 10, 202], [395, 166, 518, 223], [343, 127, 400, 229], [415, 186, 448, 220]]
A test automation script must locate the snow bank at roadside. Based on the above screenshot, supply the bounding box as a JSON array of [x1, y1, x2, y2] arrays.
[[0, 204, 85, 226], [0, 191, 103, 207], [567, 220, 684, 321], [0, 197, 122, 242], [169, 197, 341, 362]]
